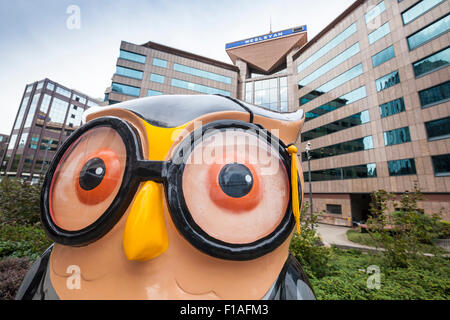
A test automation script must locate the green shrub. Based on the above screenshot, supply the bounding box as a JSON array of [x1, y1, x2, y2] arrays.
[[290, 202, 331, 279], [0, 225, 51, 260], [0, 178, 41, 226]]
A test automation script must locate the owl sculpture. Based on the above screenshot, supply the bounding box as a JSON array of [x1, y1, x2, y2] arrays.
[[16, 94, 315, 300]]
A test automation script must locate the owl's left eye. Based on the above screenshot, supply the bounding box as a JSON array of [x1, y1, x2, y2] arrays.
[[181, 130, 290, 244]]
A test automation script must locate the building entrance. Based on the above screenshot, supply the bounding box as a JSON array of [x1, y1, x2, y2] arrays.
[[350, 193, 371, 225]]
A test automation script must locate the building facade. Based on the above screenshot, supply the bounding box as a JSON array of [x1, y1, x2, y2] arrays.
[[295, 0, 449, 224], [98, 0, 449, 224], [104, 41, 240, 104], [0, 134, 9, 162], [0, 79, 100, 183]]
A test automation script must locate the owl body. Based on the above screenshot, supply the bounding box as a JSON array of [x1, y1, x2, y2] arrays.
[[16, 95, 315, 300]]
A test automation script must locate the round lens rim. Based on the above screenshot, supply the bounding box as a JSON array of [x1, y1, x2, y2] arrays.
[[41, 116, 143, 246], [165, 120, 301, 261]]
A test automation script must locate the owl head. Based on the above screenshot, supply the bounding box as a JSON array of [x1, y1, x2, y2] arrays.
[[40, 94, 305, 299]]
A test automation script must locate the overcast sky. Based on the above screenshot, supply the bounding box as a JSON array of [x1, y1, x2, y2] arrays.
[[0, 0, 355, 135]]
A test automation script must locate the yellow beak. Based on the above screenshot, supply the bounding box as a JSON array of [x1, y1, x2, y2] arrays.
[[122, 181, 169, 261]]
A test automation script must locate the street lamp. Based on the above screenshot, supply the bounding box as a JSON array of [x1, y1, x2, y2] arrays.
[[305, 141, 313, 229]]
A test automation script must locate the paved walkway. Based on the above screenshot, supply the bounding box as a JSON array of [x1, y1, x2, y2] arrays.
[[316, 223, 379, 252]]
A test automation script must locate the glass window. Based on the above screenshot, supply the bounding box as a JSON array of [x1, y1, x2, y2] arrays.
[[372, 45, 395, 67], [147, 89, 163, 96], [173, 63, 232, 84], [365, 1, 386, 24], [254, 78, 278, 110], [64, 104, 84, 136], [418, 81, 450, 107], [280, 77, 288, 112], [384, 126, 411, 146], [46, 97, 69, 133], [407, 14, 450, 50], [40, 137, 59, 151], [24, 93, 41, 128], [116, 66, 143, 80], [21, 155, 34, 173], [402, 0, 444, 25], [17, 132, 28, 149], [245, 82, 253, 103], [7, 134, 17, 149], [153, 58, 167, 68], [302, 136, 373, 161], [111, 82, 141, 97], [379, 97, 405, 118], [413, 47, 450, 77], [36, 82, 44, 90], [298, 23, 357, 73], [298, 43, 360, 88], [376, 70, 400, 92], [150, 73, 165, 84], [29, 134, 40, 150], [326, 204, 342, 215], [119, 50, 146, 64], [55, 87, 71, 98], [306, 86, 366, 121], [299, 64, 363, 106], [9, 154, 21, 172], [431, 154, 450, 176], [301, 110, 370, 142], [72, 94, 86, 104], [170, 78, 230, 96], [388, 158, 417, 176], [368, 22, 390, 45], [13, 96, 29, 130], [46, 82, 54, 91], [425, 117, 450, 141], [306, 163, 377, 182], [40, 94, 52, 114], [25, 85, 33, 93]]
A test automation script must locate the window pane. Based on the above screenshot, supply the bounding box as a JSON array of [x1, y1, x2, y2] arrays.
[[376, 70, 400, 91], [419, 80, 450, 107], [173, 63, 232, 84], [150, 73, 165, 84], [368, 22, 390, 44], [116, 66, 143, 80], [24, 93, 41, 128], [147, 89, 163, 96], [413, 47, 450, 77], [245, 82, 253, 103], [17, 132, 28, 149], [306, 86, 367, 121], [298, 23, 357, 73], [388, 158, 417, 176], [302, 135, 374, 160], [7, 134, 17, 149], [14, 97, 30, 129], [306, 163, 377, 181], [111, 82, 141, 97], [402, 0, 444, 25], [372, 45, 395, 67], [379, 97, 405, 118], [152, 58, 167, 68], [55, 87, 71, 98], [431, 154, 450, 176], [120, 50, 146, 64], [425, 117, 450, 140], [384, 126, 411, 146], [326, 204, 342, 214], [299, 43, 360, 87], [302, 110, 370, 141], [407, 14, 450, 50], [46, 97, 69, 133], [65, 104, 84, 136], [299, 64, 363, 105], [365, 1, 386, 24], [170, 78, 230, 96]]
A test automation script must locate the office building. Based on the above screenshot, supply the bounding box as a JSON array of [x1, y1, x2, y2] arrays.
[[0, 79, 100, 183]]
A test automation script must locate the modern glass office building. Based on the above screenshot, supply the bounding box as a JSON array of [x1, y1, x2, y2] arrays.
[[103, 0, 450, 223], [295, 0, 449, 224], [0, 79, 100, 183]]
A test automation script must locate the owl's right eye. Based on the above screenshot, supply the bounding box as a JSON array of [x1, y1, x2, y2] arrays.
[[49, 126, 127, 231]]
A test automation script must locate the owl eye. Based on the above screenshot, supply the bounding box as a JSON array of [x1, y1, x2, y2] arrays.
[[49, 127, 126, 231], [218, 163, 253, 198], [79, 158, 106, 191], [182, 129, 290, 244]]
